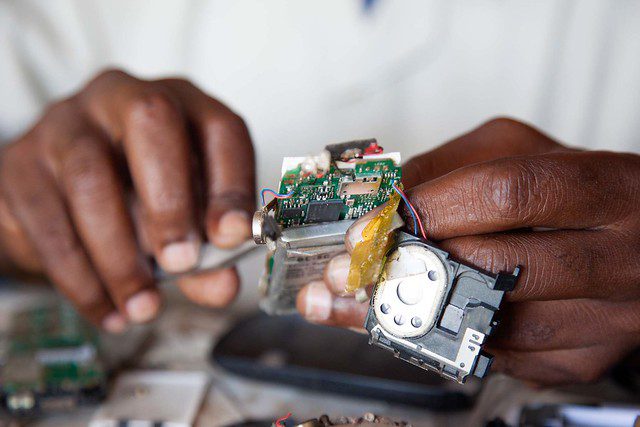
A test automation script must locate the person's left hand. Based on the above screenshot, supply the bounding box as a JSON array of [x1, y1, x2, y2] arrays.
[[297, 118, 640, 386]]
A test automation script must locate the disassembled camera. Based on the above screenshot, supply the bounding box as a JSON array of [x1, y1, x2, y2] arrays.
[[253, 139, 519, 383]]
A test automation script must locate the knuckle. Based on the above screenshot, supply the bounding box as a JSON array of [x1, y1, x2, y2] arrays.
[[156, 76, 191, 88], [478, 117, 539, 142], [125, 90, 181, 126], [61, 137, 113, 197], [39, 98, 81, 128], [41, 231, 84, 269], [204, 111, 248, 139], [477, 117, 561, 152], [86, 68, 132, 88], [480, 116, 528, 133], [481, 161, 537, 220], [446, 236, 513, 274]]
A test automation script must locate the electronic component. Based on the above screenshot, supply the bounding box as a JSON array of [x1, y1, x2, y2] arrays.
[[254, 139, 401, 314], [273, 139, 401, 228], [89, 371, 208, 427], [259, 220, 354, 314], [305, 200, 344, 223], [364, 233, 519, 384], [281, 207, 305, 220], [338, 176, 382, 197], [0, 304, 107, 415]]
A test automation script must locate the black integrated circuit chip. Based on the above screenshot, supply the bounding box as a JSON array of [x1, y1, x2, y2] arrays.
[[305, 200, 344, 223], [281, 207, 304, 220]]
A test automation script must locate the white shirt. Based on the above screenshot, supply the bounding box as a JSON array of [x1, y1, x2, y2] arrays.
[[2, 0, 640, 305], [2, 1, 640, 182]]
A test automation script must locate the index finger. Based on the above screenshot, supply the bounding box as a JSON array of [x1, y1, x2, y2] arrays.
[[403, 117, 567, 189], [408, 151, 640, 240], [161, 79, 255, 249]]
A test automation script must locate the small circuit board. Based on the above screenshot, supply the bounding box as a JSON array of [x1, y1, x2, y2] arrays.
[[254, 139, 402, 314], [274, 139, 401, 228], [0, 304, 106, 415]]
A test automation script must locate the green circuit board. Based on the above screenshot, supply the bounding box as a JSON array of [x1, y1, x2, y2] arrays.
[[0, 304, 106, 414], [276, 158, 402, 228]]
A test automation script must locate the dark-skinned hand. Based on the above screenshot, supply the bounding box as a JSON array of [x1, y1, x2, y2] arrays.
[[297, 118, 640, 386], [0, 69, 255, 333]]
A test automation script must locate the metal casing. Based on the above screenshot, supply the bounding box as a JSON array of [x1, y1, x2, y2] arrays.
[[260, 220, 354, 315], [365, 232, 519, 383]]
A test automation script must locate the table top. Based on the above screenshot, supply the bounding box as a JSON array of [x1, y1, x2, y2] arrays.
[[0, 273, 636, 427]]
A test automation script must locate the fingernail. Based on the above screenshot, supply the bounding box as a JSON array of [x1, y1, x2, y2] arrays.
[[126, 290, 161, 323], [178, 268, 239, 308], [346, 221, 368, 252], [302, 281, 332, 322], [159, 240, 200, 273], [102, 312, 128, 334], [212, 210, 251, 248], [326, 254, 351, 294]]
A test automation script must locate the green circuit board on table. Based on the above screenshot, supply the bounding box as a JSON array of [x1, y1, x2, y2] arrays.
[[275, 157, 402, 228], [0, 304, 106, 415]]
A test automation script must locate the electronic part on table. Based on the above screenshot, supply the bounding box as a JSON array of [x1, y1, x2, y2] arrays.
[[0, 304, 106, 416], [253, 139, 402, 315], [89, 371, 208, 427]]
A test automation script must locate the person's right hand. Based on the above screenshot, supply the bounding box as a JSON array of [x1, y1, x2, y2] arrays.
[[0, 69, 255, 333]]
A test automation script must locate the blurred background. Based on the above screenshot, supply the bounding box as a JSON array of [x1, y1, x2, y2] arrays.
[[3, 0, 640, 309]]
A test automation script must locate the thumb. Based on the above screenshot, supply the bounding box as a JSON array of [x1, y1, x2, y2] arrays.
[[344, 202, 404, 253]]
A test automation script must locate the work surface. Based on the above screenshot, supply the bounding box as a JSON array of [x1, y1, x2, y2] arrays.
[[0, 280, 636, 427]]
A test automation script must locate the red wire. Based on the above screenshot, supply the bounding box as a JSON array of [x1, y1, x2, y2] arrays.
[[412, 204, 427, 239], [395, 184, 427, 239], [275, 412, 292, 427]]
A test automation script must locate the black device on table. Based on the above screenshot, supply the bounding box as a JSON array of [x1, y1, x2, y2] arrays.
[[212, 313, 479, 411]]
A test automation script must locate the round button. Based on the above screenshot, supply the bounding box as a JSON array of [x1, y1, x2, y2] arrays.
[[396, 279, 423, 305]]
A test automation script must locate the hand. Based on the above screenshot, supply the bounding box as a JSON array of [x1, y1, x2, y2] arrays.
[[0, 69, 255, 332], [297, 118, 640, 386]]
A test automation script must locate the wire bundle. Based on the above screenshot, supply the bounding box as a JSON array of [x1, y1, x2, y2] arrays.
[[392, 182, 427, 239], [260, 188, 294, 206]]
